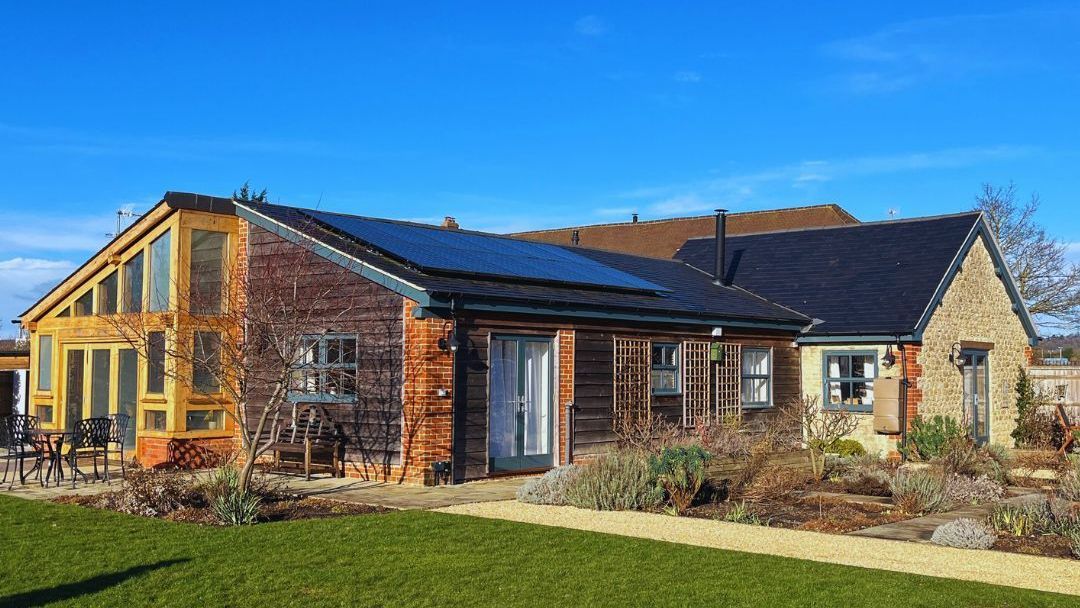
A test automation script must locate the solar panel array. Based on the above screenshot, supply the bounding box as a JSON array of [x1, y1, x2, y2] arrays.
[[303, 209, 668, 293]]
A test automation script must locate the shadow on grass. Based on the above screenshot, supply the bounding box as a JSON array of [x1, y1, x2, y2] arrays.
[[0, 558, 190, 608]]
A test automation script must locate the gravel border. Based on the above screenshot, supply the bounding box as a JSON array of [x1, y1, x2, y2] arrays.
[[436, 501, 1080, 597]]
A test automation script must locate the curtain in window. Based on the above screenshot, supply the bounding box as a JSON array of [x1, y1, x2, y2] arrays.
[[488, 339, 518, 459], [523, 341, 551, 457]]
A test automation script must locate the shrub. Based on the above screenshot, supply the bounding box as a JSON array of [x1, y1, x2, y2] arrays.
[[825, 439, 866, 458], [566, 449, 663, 511], [905, 415, 966, 460], [1070, 530, 1080, 559], [743, 466, 813, 501], [613, 414, 682, 452], [944, 474, 1005, 505], [211, 490, 262, 525], [835, 453, 895, 497], [935, 439, 1010, 484], [649, 445, 712, 515], [989, 502, 1046, 536], [690, 420, 754, 460], [930, 518, 997, 550], [105, 467, 194, 517], [1061, 467, 1080, 502], [517, 465, 581, 506], [890, 467, 952, 514], [721, 501, 768, 526], [1012, 367, 1056, 449]]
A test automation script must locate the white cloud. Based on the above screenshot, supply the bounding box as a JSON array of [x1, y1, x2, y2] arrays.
[[673, 70, 702, 83], [0, 211, 120, 252], [574, 15, 607, 37], [0, 257, 76, 323]]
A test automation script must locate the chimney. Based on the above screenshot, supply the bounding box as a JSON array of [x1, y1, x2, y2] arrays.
[[631, 213, 639, 223], [571, 229, 580, 246], [441, 216, 459, 230], [713, 209, 728, 286]]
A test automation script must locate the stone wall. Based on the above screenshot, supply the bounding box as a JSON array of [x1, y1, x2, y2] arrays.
[[918, 235, 1031, 446]]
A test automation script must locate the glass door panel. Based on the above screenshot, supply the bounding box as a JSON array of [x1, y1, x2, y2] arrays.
[[488, 336, 553, 472], [963, 351, 990, 445], [118, 349, 138, 450], [90, 349, 112, 418], [65, 349, 85, 430]]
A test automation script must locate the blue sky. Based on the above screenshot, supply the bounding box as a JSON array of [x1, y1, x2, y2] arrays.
[[1, 2, 1078, 329]]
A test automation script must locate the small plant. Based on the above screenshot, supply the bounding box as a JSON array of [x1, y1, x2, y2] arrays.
[[781, 395, 859, 478], [930, 518, 997, 550], [211, 489, 262, 525], [721, 501, 768, 526], [989, 502, 1045, 536], [944, 474, 1005, 505], [742, 466, 812, 501], [516, 465, 580, 506], [649, 445, 712, 515], [107, 467, 194, 517], [1012, 367, 1056, 449], [835, 453, 895, 496], [904, 415, 966, 460], [825, 439, 866, 458], [566, 449, 663, 511], [890, 468, 952, 514]]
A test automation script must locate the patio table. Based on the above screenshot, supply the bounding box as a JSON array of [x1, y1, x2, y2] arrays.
[[33, 430, 71, 488]]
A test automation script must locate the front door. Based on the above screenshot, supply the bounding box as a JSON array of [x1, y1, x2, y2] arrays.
[[64, 348, 85, 430], [963, 350, 990, 445], [488, 336, 554, 473]]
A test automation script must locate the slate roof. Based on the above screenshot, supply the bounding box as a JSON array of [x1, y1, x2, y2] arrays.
[[241, 202, 809, 326], [674, 213, 984, 336]]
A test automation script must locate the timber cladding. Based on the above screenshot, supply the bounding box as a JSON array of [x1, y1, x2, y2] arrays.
[[574, 326, 800, 456], [245, 225, 406, 479]]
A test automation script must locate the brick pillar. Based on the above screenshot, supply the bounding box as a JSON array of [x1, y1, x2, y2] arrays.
[[903, 344, 924, 431], [557, 329, 575, 465], [400, 299, 455, 484]]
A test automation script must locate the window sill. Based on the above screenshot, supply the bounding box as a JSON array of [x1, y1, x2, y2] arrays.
[[823, 405, 874, 414]]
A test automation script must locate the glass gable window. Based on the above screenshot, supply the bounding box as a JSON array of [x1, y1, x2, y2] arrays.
[[123, 251, 144, 313], [192, 331, 221, 393], [651, 343, 680, 395], [97, 271, 118, 315], [147, 331, 166, 393], [148, 229, 171, 312], [824, 351, 877, 412], [37, 335, 53, 391], [189, 230, 226, 314], [290, 334, 358, 401], [741, 348, 772, 407], [73, 289, 94, 316]]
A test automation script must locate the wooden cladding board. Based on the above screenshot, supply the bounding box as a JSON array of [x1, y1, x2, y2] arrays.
[[246, 226, 405, 470]]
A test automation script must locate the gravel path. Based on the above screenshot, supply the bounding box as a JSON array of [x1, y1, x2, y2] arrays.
[[436, 501, 1080, 597]]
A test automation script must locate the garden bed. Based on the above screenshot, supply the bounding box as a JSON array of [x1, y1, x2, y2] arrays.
[[686, 493, 910, 533], [53, 493, 390, 524]]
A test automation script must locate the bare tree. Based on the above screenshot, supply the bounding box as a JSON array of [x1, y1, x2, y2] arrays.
[[976, 182, 1080, 329], [103, 224, 405, 493], [781, 395, 858, 479]]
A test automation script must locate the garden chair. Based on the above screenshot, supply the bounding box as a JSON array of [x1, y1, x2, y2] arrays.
[[108, 412, 131, 478], [1057, 404, 1079, 455], [3, 415, 44, 489], [67, 417, 113, 488]]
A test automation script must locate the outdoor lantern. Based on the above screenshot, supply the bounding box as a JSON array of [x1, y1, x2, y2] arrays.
[[949, 343, 967, 367], [882, 345, 897, 368], [438, 329, 460, 353]]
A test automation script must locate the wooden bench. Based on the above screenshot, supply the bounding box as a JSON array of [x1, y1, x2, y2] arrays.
[[268, 403, 345, 480], [1056, 404, 1079, 456]]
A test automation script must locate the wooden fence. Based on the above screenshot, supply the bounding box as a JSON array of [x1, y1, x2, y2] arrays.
[[1029, 365, 1080, 407]]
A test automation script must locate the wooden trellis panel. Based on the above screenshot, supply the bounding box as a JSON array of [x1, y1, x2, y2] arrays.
[[682, 341, 711, 427], [715, 342, 742, 423], [613, 337, 651, 425]]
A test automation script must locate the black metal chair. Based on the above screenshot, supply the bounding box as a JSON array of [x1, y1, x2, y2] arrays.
[[4, 415, 44, 489], [67, 418, 113, 488], [108, 413, 131, 478]]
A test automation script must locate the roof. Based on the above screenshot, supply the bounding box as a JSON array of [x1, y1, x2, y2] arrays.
[[674, 212, 1037, 341], [19, 192, 235, 323], [510, 204, 859, 258], [238, 201, 810, 328], [0, 339, 29, 356]]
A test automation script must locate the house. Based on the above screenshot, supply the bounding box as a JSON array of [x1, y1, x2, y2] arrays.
[[20, 192, 813, 483], [510, 204, 859, 258], [675, 212, 1040, 451]]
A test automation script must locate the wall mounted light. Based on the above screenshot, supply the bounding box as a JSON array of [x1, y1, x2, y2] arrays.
[[882, 345, 897, 368], [437, 326, 460, 353], [949, 343, 967, 367]]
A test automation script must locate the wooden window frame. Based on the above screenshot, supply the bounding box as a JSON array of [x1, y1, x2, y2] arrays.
[[651, 342, 681, 396], [740, 347, 773, 409], [822, 350, 878, 413], [288, 333, 359, 403]]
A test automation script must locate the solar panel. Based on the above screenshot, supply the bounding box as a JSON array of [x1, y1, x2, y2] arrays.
[[303, 209, 669, 293]]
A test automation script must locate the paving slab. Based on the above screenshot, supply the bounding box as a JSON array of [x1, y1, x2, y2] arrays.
[[850, 489, 1044, 542], [276, 474, 529, 509]]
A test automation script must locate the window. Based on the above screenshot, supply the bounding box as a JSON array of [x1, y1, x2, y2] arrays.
[[290, 334, 357, 401], [37, 335, 52, 391], [146, 410, 167, 431], [147, 331, 166, 393], [148, 229, 171, 311], [192, 331, 221, 393], [37, 405, 53, 423], [741, 348, 772, 407], [73, 289, 94, 316], [123, 251, 144, 312], [56, 307, 70, 318], [824, 351, 877, 412], [189, 230, 226, 314], [97, 271, 118, 315], [651, 343, 680, 395], [186, 409, 224, 431]]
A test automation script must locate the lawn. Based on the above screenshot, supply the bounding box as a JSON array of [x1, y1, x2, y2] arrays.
[[0, 494, 1073, 608]]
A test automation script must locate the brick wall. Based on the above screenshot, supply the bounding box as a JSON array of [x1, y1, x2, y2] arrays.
[[557, 329, 575, 465], [137, 436, 236, 469]]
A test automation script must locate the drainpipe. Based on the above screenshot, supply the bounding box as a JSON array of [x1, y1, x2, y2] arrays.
[[565, 401, 575, 465], [898, 336, 909, 461]]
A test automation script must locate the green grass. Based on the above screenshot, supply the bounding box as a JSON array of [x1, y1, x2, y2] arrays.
[[0, 495, 1073, 607]]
